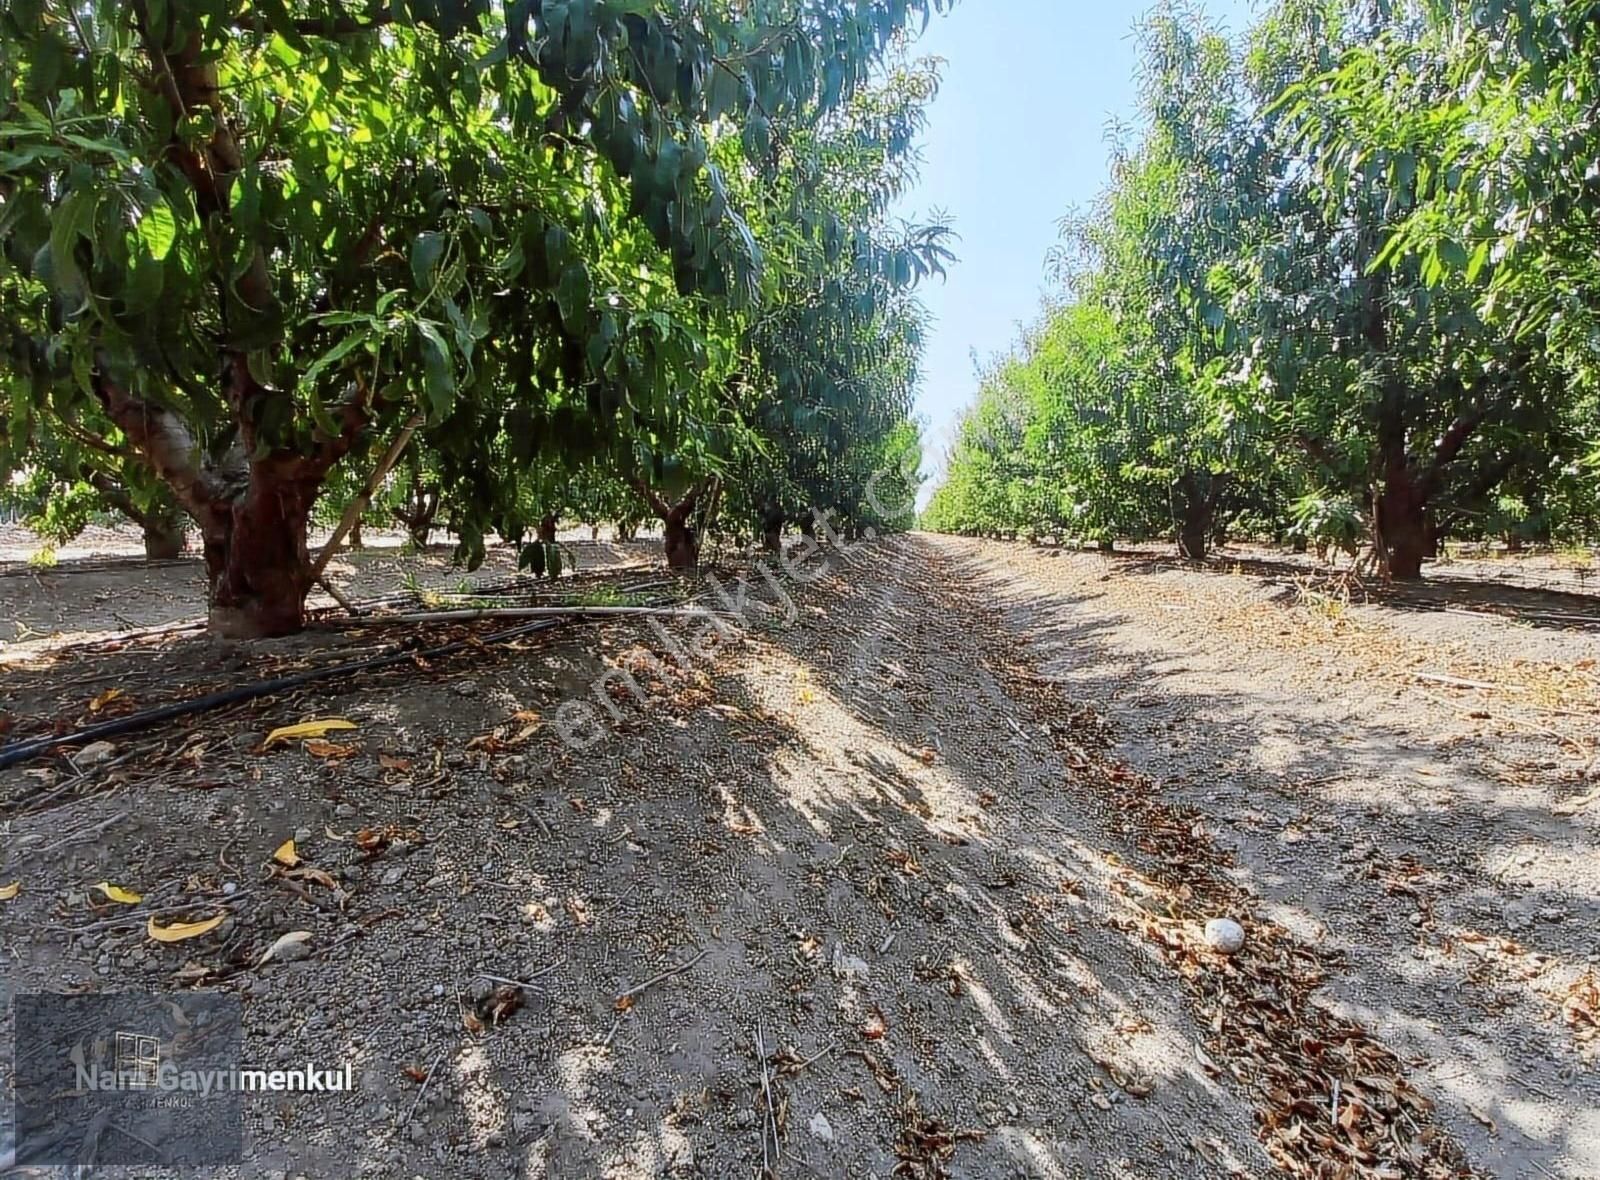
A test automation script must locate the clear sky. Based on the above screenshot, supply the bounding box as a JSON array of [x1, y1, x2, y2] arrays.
[[895, 0, 1256, 487]]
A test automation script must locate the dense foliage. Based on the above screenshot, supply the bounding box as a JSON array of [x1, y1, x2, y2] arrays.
[[924, 0, 1600, 573], [2, 0, 949, 633]]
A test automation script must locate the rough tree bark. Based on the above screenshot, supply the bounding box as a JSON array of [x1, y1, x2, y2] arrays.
[[538, 513, 558, 545], [1175, 472, 1221, 561], [1377, 463, 1428, 579], [93, 369, 360, 638]]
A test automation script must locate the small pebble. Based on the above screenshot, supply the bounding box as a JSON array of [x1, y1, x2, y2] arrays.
[[1204, 918, 1246, 955]]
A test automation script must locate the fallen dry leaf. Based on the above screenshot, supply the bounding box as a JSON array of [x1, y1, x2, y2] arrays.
[[287, 866, 338, 890], [303, 739, 359, 760], [379, 753, 413, 771], [148, 914, 225, 943], [92, 882, 143, 905], [257, 930, 312, 966], [403, 1064, 430, 1083], [0, 881, 19, 901], [263, 719, 357, 749], [272, 839, 302, 867], [89, 688, 125, 712]]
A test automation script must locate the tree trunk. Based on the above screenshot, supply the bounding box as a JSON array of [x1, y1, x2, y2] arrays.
[[348, 521, 364, 550], [760, 501, 785, 554], [1175, 472, 1221, 561], [141, 511, 186, 559], [1378, 468, 1428, 580], [203, 471, 319, 638], [664, 508, 698, 570], [629, 478, 701, 569], [394, 483, 439, 549], [538, 513, 558, 545], [142, 512, 186, 560]]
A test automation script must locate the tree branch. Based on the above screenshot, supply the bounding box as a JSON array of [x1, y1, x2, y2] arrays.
[[627, 475, 672, 520], [84, 471, 150, 530], [90, 369, 223, 522]]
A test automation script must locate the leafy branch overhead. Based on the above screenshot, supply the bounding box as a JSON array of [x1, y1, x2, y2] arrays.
[[2, 0, 952, 632], [925, 1, 1599, 571]]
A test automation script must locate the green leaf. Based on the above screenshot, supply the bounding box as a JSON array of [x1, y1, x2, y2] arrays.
[[138, 200, 176, 261], [416, 320, 455, 418], [555, 263, 590, 330], [411, 232, 445, 290], [300, 330, 368, 390]]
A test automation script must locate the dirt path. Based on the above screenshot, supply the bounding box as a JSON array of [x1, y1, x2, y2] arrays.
[[2, 535, 1596, 1177], [929, 535, 1600, 1178]]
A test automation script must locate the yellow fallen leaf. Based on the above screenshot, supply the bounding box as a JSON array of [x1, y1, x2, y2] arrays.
[[92, 882, 143, 905], [0, 882, 19, 901], [263, 719, 357, 748], [272, 839, 301, 867], [89, 688, 125, 712], [148, 914, 225, 943]]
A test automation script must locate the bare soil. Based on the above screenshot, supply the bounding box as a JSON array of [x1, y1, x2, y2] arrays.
[[1, 532, 1597, 1178]]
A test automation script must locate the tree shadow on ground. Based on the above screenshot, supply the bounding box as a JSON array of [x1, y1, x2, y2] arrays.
[[907, 537, 1600, 1177], [3, 535, 1596, 1178], [1070, 545, 1600, 634]]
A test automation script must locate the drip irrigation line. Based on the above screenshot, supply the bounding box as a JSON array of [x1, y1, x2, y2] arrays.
[[0, 556, 196, 579], [0, 617, 564, 773], [327, 605, 731, 626], [1, 570, 716, 771]]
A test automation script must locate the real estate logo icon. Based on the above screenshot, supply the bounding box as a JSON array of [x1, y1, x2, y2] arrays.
[[114, 1031, 161, 1091]]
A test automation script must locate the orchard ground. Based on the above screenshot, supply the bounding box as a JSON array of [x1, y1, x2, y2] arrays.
[[1, 527, 1598, 1178]]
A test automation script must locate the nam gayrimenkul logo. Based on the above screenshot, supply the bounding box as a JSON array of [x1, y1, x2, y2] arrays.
[[15, 992, 245, 1166]]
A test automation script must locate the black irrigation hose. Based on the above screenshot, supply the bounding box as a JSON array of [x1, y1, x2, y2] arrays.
[[0, 618, 565, 772]]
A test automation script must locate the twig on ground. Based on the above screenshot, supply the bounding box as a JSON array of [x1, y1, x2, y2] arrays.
[[1415, 671, 1528, 693], [341, 605, 736, 626], [36, 809, 129, 853], [756, 1019, 781, 1177], [614, 948, 709, 1006], [403, 1052, 445, 1126], [474, 966, 558, 991]]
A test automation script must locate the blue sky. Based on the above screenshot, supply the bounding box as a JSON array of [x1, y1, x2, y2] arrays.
[[895, 0, 1255, 486]]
